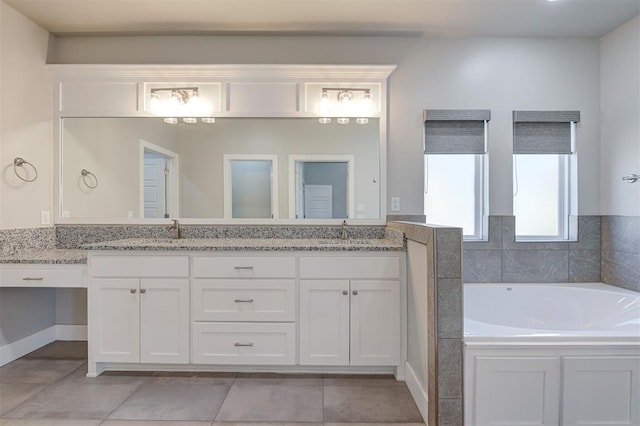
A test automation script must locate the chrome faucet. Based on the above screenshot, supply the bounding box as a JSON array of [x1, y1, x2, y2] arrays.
[[168, 219, 181, 239], [340, 220, 348, 240]]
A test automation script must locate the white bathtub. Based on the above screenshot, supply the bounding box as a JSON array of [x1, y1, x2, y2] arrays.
[[463, 283, 640, 426], [464, 282, 640, 340]]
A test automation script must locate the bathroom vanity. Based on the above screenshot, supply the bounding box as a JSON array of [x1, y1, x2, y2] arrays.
[[84, 238, 406, 378]]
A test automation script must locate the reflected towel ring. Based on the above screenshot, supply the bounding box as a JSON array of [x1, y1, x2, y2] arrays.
[[13, 157, 38, 182], [81, 169, 98, 189]]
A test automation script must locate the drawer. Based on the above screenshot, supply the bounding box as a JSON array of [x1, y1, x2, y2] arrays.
[[299, 256, 400, 279], [191, 322, 295, 365], [0, 268, 85, 288], [89, 255, 189, 278], [192, 279, 295, 322], [192, 256, 295, 278]]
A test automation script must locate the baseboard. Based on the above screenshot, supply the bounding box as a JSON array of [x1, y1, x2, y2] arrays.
[[0, 324, 88, 367], [405, 360, 428, 423], [56, 324, 87, 341]]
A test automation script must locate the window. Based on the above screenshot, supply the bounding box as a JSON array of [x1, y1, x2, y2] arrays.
[[512, 110, 579, 241], [423, 109, 490, 240]]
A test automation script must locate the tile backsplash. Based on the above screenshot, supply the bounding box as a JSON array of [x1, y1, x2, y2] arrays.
[[0, 227, 55, 256], [601, 216, 640, 292]]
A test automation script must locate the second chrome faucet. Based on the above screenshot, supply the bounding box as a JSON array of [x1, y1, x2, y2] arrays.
[[169, 219, 181, 239]]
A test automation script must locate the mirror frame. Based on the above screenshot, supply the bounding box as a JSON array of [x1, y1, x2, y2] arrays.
[[50, 64, 395, 225]]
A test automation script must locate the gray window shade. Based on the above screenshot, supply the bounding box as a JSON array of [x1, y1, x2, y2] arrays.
[[513, 110, 580, 154], [424, 109, 490, 154]]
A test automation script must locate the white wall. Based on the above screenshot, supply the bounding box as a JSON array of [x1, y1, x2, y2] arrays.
[[0, 2, 53, 229], [50, 35, 602, 216], [600, 15, 640, 216]]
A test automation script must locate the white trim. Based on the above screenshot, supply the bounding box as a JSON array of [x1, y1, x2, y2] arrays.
[[0, 325, 88, 367], [223, 154, 279, 219], [405, 361, 428, 423], [139, 139, 180, 219], [288, 154, 356, 219]]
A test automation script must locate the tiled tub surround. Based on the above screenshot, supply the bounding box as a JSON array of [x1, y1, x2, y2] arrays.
[[388, 222, 463, 426], [601, 215, 640, 292], [463, 215, 601, 283]]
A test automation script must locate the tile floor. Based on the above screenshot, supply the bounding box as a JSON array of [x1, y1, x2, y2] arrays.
[[0, 341, 424, 426]]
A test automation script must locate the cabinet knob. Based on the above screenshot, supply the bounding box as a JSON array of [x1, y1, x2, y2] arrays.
[[140, 289, 146, 294], [130, 289, 137, 294], [342, 290, 348, 295], [352, 290, 358, 295]]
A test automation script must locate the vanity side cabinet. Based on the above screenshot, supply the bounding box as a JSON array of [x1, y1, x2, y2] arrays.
[[299, 256, 401, 367], [89, 254, 190, 364]]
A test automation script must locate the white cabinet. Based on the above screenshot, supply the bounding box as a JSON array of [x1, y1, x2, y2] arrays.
[[89, 254, 190, 365], [299, 278, 400, 366], [91, 278, 189, 364], [191, 254, 297, 365]]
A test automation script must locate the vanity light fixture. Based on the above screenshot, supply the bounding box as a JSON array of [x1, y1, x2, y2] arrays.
[[182, 117, 197, 124], [337, 117, 350, 125], [318, 117, 331, 124], [150, 87, 200, 105], [163, 117, 178, 124], [319, 87, 372, 117], [201, 117, 216, 124]]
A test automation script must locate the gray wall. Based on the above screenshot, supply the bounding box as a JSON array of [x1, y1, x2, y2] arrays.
[[464, 216, 601, 283], [303, 162, 348, 218]]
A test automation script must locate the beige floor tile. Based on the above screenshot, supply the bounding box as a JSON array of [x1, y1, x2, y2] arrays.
[[23, 341, 88, 360], [324, 423, 426, 426], [2, 382, 140, 420], [0, 359, 85, 384], [215, 384, 323, 422], [58, 364, 154, 386], [108, 383, 230, 421], [0, 382, 46, 415], [0, 420, 101, 426], [212, 423, 323, 426], [102, 421, 211, 425], [235, 372, 322, 386], [324, 385, 423, 423], [323, 374, 404, 387]]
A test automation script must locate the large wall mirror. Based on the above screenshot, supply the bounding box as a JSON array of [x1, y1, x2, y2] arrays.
[[60, 117, 381, 222]]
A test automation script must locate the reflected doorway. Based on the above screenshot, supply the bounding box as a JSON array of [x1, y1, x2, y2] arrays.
[[224, 154, 278, 219], [140, 140, 179, 218], [290, 155, 354, 219]]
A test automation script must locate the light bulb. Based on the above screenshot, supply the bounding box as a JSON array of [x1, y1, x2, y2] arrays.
[[201, 117, 216, 124], [318, 117, 331, 124], [356, 118, 369, 125], [182, 117, 197, 124], [337, 117, 350, 125], [320, 90, 330, 114], [163, 117, 178, 124]]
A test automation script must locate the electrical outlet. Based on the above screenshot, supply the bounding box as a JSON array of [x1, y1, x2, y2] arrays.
[[391, 197, 400, 212], [40, 210, 50, 225]]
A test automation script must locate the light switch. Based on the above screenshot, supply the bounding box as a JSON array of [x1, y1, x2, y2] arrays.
[[391, 197, 400, 211], [40, 210, 50, 225]]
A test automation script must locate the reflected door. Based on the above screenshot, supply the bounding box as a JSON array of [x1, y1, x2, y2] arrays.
[[304, 185, 332, 219], [230, 160, 273, 218], [143, 153, 166, 218]]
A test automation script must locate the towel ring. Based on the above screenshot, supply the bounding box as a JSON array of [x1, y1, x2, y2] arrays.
[[13, 157, 38, 182], [81, 169, 98, 189]]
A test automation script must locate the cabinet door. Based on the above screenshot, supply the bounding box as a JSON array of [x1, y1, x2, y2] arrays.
[[563, 356, 640, 426], [90, 278, 140, 363], [350, 280, 400, 366], [140, 279, 190, 364], [473, 357, 560, 426], [299, 280, 350, 365]]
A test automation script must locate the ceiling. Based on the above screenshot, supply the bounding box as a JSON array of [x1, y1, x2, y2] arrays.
[[3, 0, 639, 38]]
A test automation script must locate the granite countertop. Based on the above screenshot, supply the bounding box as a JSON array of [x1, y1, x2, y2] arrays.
[[0, 249, 87, 264], [83, 237, 405, 252]]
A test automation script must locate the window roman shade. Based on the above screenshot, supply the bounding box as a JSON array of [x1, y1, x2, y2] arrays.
[[424, 109, 491, 155], [513, 110, 580, 154]]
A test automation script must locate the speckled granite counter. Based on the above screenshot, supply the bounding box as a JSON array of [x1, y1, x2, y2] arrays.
[[0, 249, 87, 264], [83, 237, 405, 252]]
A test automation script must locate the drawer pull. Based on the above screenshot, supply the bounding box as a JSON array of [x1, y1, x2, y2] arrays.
[[234, 298, 254, 303], [234, 266, 254, 270], [234, 342, 254, 347], [22, 277, 44, 281], [140, 289, 146, 294], [130, 289, 137, 294]]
